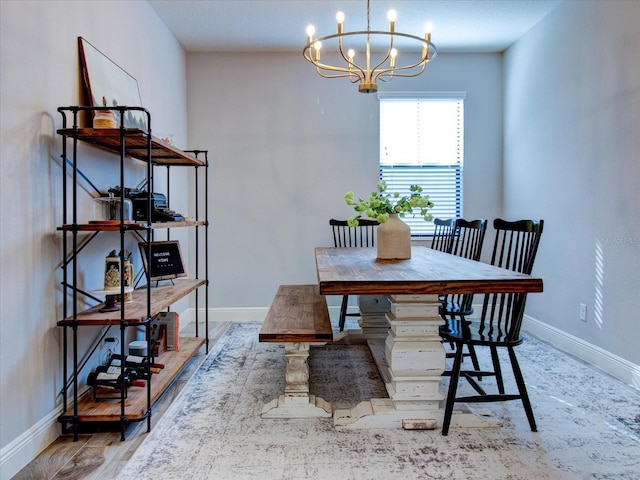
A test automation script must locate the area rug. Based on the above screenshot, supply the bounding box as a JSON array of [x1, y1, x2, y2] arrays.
[[117, 322, 640, 480]]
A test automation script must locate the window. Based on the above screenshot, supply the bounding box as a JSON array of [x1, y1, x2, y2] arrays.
[[378, 92, 465, 237]]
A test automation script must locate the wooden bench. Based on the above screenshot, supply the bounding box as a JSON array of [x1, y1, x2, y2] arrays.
[[259, 284, 333, 418]]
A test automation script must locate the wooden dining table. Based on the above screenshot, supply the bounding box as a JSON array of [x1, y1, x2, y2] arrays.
[[315, 246, 543, 429]]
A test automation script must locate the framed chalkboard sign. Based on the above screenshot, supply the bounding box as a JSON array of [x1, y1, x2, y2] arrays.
[[139, 241, 187, 282]]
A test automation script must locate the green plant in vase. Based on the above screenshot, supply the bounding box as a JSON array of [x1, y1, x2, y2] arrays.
[[344, 180, 434, 226], [344, 181, 434, 259]]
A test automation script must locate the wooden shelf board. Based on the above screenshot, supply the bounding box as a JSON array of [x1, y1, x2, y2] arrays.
[[56, 220, 205, 232], [58, 278, 205, 325], [59, 337, 204, 422], [57, 222, 146, 232], [147, 219, 207, 229], [57, 128, 206, 166]]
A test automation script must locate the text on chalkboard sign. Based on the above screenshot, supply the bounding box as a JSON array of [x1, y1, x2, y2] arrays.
[[138, 241, 187, 282]]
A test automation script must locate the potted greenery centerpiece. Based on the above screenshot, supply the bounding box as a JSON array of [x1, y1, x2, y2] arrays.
[[345, 181, 434, 259]]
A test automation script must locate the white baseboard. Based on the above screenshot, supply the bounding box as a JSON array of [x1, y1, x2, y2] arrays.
[[0, 406, 62, 479], [182, 307, 269, 326], [183, 305, 347, 326], [523, 315, 640, 391]]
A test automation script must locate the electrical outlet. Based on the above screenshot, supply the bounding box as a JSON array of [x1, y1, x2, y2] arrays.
[[102, 337, 116, 364], [579, 303, 587, 322]]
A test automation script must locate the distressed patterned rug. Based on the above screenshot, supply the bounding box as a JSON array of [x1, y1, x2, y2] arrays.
[[117, 322, 640, 480]]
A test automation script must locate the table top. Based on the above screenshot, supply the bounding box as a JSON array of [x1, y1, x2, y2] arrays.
[[315, 246, 543, 296]]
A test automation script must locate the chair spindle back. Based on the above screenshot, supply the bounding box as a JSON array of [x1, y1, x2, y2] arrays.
[[330, 219, 379, 248], [479, 219, 544, 341], [450, 219, 487, 261], [447, 219, 488, 314], [431, 218, 455, 253], [329, 218, 380, 332]]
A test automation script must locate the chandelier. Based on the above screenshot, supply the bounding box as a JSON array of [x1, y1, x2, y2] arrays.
[[303, 0, 437, 93]]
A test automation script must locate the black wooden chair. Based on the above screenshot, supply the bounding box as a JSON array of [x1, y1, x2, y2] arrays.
[[439, 218, 544, 435], [431, 218, 455, 253], [440, 218, 488, 318], [329, 218, 379, 332], [440, 219, 487, 371]]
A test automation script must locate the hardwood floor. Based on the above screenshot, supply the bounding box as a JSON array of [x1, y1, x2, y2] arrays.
[[12, 321, 232, 480]]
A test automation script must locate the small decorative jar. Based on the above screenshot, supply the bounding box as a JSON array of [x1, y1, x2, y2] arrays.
[[93, 96, 117, 128], [104, 250, 121, 290], [93, 110, 117, 128]]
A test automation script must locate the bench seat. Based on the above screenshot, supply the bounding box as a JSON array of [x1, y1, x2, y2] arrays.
[[259, 284, 333, 418], [259, 284, 333, 343]]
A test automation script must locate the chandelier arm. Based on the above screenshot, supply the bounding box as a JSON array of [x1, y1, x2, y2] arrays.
[[336, 34, 367, 82], [369, 37, 394, 76], [378, 67, 427, 82], [310, 30, 426, 45], [374, 55, 429, 82], [303, 46, 360, 78], [303, 48, 368, 82], [318, 72, 362, 80], [379, 30, 434, 46], [375, 63, 428, 83], [373, 40, 437, 82], [314, 67, 364, 80]]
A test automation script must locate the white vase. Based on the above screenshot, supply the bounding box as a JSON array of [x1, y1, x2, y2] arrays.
[[376, 214, 411, 260]]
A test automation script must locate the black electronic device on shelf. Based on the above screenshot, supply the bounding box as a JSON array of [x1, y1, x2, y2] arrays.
[[107, 186, 185, 222], [131, 191, 185, 222]]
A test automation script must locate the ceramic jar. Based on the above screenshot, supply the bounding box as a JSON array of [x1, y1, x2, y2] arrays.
[[376, 213, 411, 259]]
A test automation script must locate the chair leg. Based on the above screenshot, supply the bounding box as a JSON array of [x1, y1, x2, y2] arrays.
[[338, 295, 349, 332], [442, 342, 465, 436], [467, 344, 481, 373], [490, 346, 505, 394], [508, 346, 537, 432]]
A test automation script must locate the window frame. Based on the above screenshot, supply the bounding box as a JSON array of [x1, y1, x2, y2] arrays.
[[378, 91, 466, 238]]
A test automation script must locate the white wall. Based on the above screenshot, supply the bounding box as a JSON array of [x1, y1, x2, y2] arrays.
[[504, 0, 640, 365], [0, 1, 188, 476], [186, 52, 503, 309]]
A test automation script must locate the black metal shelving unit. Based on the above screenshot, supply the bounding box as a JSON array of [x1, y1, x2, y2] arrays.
[[56, 105, 209, 440]]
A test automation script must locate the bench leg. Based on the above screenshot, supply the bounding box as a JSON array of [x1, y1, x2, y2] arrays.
[[284, 342, 310, 397], [262, 342, 332, 418]]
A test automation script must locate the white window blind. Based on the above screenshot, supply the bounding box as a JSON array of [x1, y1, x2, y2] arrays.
[[378, 92, 465, 237]]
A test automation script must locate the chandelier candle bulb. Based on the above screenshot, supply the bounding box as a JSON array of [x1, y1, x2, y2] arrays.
[[426, 22, 433, 43], [388, 9, 396, 32], [336, 11, 344, 34]]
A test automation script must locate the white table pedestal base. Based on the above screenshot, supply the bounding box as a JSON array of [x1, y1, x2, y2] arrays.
[[334, 294, 499, 430], [334, 399, 501, 429], [262, 342, 332, 418], [333, 295, 390, 344], [262, 394, 332, 418]]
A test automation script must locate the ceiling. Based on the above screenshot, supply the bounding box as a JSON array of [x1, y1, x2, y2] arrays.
[[148, 0, 562, 54]]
